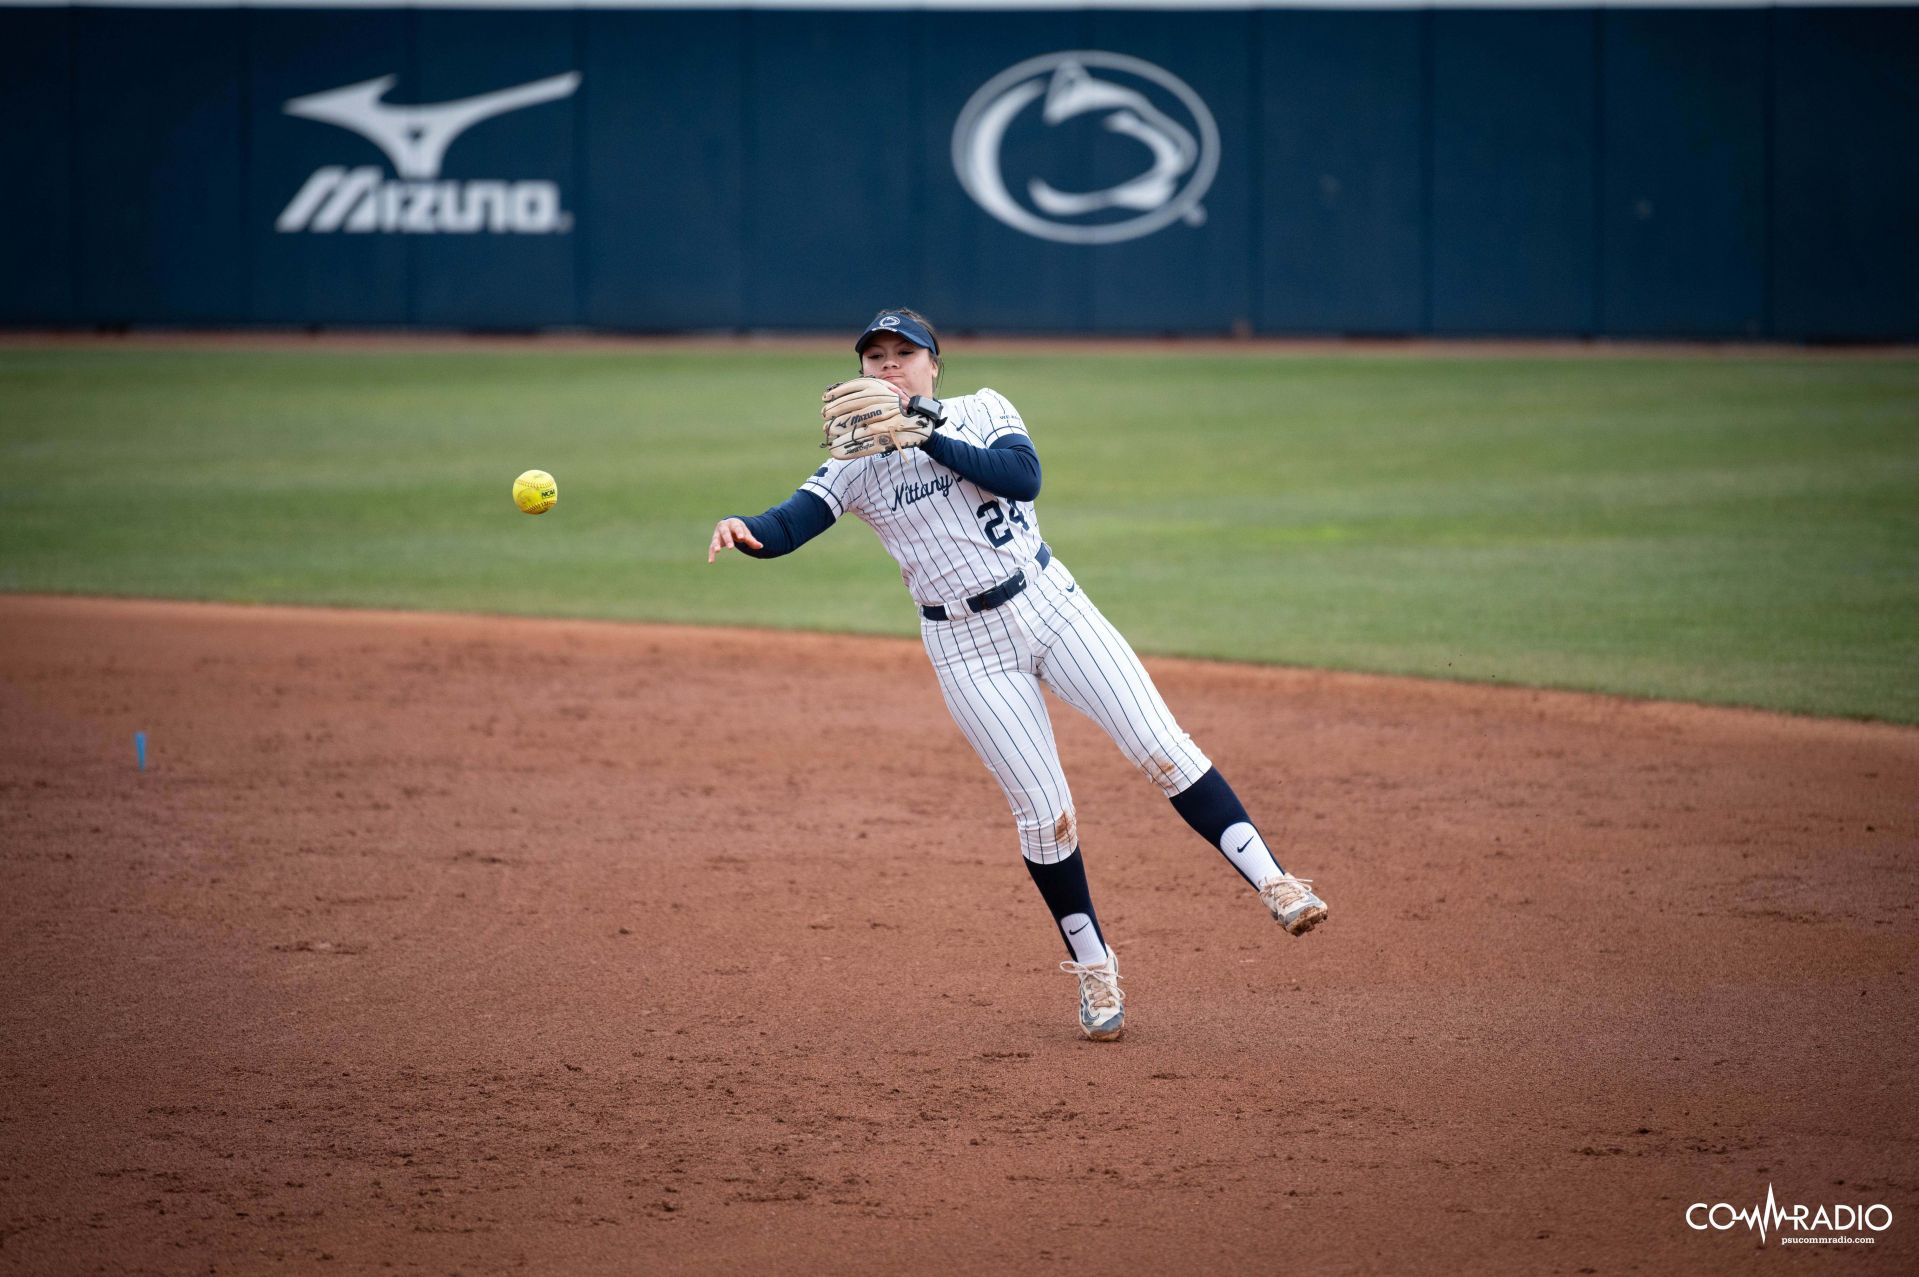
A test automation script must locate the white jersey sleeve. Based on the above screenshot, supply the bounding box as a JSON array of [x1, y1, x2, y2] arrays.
[[799, 457, 868, 520], [950, 387, 1030, 446]]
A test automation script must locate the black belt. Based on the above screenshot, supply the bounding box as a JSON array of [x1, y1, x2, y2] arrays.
[[921, 544, 1051, 621]]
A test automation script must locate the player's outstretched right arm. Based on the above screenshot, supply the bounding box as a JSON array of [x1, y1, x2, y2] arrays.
[[706, 489, 835, 563]]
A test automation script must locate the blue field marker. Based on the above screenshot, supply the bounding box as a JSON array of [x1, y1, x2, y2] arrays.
[[134, 731, 147, 771]]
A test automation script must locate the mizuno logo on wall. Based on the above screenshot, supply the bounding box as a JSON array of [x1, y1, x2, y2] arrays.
[[276, 72, 580, 235]]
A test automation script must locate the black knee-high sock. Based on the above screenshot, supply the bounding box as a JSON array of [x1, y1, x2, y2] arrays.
[[1169, 766, 1288, 886], [1025, 850, 1110, 965]]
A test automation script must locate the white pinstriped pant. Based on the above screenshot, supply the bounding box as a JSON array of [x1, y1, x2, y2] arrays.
[[920, 553, 1212, 865]]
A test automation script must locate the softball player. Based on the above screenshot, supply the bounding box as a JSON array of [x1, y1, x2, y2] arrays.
[[707, 308, 1327, 1041]]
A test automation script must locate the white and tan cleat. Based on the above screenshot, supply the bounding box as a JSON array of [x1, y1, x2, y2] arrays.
[[1061, 948, 1125, 1041], [1258, 874, 1329, 936]]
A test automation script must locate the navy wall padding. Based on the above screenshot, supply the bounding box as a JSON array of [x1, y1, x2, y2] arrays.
[[0, 9, 75, 324], [72, 8, 249, 323], [745, 10, 923, 328], [1598, 10, 1768, 337], [1770, 7, 1919, 341], [578, 10, 748, 330], [1256, 10, 1426, 334], [1429, 10, 1598, 335], [5, 4, 1915, 339]]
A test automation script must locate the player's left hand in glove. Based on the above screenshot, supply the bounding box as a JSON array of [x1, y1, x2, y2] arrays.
[[820, 377, 933, 462]]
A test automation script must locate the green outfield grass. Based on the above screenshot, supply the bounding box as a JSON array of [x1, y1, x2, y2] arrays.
[[2, 346, 1915, 722]]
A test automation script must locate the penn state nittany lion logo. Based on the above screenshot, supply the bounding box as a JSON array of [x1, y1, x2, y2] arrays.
[[952, 51, 1219, 246]]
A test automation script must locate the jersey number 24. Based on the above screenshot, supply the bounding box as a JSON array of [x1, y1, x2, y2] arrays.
[[976, 499, 1029, 547]]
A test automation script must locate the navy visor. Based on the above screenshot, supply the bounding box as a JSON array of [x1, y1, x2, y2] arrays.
[[855, 310, 938, 357]]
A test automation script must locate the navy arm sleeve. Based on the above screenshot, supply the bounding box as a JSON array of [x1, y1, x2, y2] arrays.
[[734, 488, 834, 559], [920, 433, 1042, 502]]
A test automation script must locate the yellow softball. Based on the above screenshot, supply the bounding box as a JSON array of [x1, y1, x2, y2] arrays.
[[512, 469, 557, 515]]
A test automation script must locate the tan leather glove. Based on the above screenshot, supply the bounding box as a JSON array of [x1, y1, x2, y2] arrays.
[[820, 377, 933, 462]]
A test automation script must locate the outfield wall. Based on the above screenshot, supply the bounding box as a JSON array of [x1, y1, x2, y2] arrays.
[[3, 1, 1915, 339]]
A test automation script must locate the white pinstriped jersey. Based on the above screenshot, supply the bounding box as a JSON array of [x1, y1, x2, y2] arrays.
[[802, 387, 1045, 607]]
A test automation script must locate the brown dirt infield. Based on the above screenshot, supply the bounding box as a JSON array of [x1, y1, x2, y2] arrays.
[[3, 594, 1916, 1275]]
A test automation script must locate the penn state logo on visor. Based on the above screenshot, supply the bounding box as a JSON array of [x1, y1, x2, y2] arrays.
[[952, 51, 1219, 246]]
